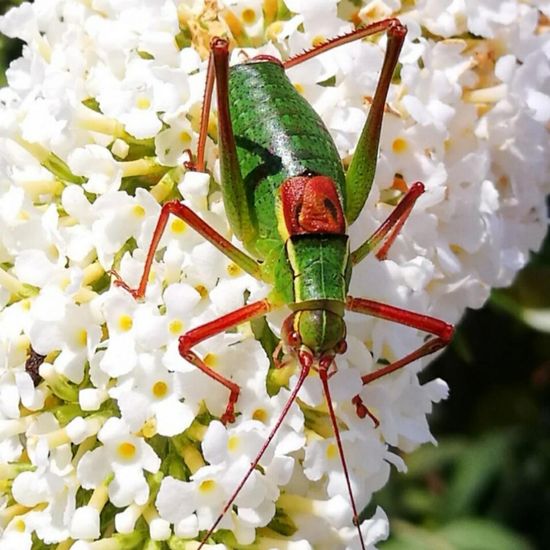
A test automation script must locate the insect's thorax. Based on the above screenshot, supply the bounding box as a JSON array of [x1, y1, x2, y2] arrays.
[[271, 172, 351, 313], [228, 61, 346, 260]]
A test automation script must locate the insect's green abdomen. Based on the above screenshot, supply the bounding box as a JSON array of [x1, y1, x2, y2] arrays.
[[228, 62, 345, 259]]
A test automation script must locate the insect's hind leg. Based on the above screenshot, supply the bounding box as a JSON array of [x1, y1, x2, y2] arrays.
[[350, 181, 425, 265], [179, 299, 272, 424], [345, 296, 453, 419], [211, 37, 257, 246], [281, 19, 408, 224]]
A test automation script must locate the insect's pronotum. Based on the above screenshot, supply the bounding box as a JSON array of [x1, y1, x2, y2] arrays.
[[111, 18, 454, 549]]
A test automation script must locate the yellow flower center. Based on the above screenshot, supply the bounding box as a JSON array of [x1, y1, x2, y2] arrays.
[[179, 131, 192, 144], [252, 408, 268, 423], [293, 83, 305, 95], [227, 435, 240, 452], [241, 8, 256, 24], [77, 329, 88, 347], [14, 518, 26, 532], [152, 380, 168, 398], [117, 441, 136, 460], [392, 137, 408, 154], [312, 35, 326, 47], [118, 314, 133, 332], [136, 95, 151, 110], [450, 244, 464, 255], [168, 319, 184, 335], [326, 443, 338, 460], [195, 284, 208, 299], [199, 479, 216, 493], [226, 263, 241, 277], [132, 204, 146, 218], [204, 353, 217, 368], [170, 218, 186, 234]]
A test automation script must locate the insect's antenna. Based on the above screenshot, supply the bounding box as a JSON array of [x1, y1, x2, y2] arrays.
[[318, 359, 366, 550], [283, 18, 404, 69], [197, 350, 313, 549]]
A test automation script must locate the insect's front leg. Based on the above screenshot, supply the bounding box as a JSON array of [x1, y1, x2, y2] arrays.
[[178, 298, 272, 424], [346, 296, 454, 419]]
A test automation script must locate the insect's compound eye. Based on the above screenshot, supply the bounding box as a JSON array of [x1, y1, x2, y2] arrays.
[[335, 339, 347, 355], [287, 331, 301, 348]]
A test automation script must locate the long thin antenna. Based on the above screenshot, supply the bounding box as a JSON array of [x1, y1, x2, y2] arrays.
[[319, 359, 366, 550], [197, 351, 313, 549]]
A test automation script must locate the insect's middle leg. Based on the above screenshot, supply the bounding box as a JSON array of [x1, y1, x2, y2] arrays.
[[178, 298, 272, 424], [346, 296, 454, 419]]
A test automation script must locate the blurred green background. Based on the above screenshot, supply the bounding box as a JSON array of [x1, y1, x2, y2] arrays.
[[1, 2, 548, 549]]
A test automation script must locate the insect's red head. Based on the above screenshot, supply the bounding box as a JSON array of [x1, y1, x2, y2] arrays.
[[281, 310, 347, 367]]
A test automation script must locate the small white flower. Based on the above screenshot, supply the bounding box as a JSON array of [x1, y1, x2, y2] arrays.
[[77, 417, 160, 507]]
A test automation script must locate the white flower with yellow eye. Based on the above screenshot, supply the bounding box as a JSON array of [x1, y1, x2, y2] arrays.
[[110, 350, 196, 436], [91, 188, 161, 270], [28, 287, 101, 383], [77, 416, 160, 508]]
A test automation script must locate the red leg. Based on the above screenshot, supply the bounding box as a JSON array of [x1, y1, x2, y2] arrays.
[[350, 181, 425, 264], [283, 18, 403, 69], [190, 47, 216, 173], [110, 200, 262, 299], [179, 299, 272, 424], [346, 296, 453, 415]]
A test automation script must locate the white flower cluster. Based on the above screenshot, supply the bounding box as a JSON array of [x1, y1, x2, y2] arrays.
[[0, 0, 548, 549]]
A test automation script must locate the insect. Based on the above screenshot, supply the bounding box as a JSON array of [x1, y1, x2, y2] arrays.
[[111, 17, 454, 549]]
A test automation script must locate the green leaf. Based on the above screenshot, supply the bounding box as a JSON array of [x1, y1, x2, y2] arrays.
[[382, 520, 453, 550], [442, 431, 513, 519], [439, 518, 533, 550]]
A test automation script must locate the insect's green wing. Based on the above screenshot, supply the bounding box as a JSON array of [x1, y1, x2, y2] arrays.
[[227, 62, 346, 269]]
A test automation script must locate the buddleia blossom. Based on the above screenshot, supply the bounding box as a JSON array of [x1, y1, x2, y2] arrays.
[[0, 1, 548, 549]]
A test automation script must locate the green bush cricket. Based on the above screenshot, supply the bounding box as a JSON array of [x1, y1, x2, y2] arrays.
[[111, 18, 454, 549]]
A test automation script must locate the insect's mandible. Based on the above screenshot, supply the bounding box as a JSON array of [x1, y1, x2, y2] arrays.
[[111, 17, 454, 550]]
